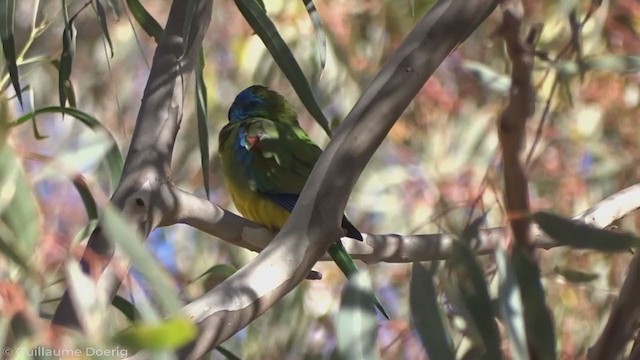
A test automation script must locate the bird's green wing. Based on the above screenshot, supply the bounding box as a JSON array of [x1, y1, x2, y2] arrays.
[[227, 117, 388, 319], [239, 117, 322, 194]]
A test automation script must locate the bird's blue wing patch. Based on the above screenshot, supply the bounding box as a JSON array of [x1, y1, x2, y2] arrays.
[[265, 193, 299, 212]]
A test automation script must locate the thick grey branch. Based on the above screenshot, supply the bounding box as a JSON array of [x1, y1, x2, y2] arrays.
[[177, 1, 500, 358], [51, 0, 213, 331]]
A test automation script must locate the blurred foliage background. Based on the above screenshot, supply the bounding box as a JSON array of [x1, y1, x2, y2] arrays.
[[1, 0, 640, 358]]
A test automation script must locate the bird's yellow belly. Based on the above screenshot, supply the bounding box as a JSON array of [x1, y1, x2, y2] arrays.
[[232, 190, 291, 231]]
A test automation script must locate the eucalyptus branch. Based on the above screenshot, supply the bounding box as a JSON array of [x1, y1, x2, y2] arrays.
[[51, 0, 214, 331], [177, 1, 500, 358]]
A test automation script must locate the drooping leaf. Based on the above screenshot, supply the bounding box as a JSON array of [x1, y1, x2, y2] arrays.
[[0, 0, 23, 106], [195, 49, 210, 199], [112, 316, 197, 350], [447, 220, 502, 360], [235, 0, 332, 136], [0, 144, 40, 277], [102, 206, 182, 314], [72, 175, 98, 222], [66, 260, 108, 339], [409, 262, 454, 360], [125, 0, 163, 42], [10, 106, 124, 191], [533, 211, 640, 251], [511, 248, 556, 360], [302, 0, 327, 77], [215, 346, 242, 360], [59, 0, 77, 110], [336, 271, 380, 360], [94, 0, 114, 57], [112, 294, 140, 322], [495, 245, 529, 360]]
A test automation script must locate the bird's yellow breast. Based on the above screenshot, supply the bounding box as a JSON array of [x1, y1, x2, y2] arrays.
[[220, 135, 291, 231]]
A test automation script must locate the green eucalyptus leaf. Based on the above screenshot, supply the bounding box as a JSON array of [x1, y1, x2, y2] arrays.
[[234, 0, 332, 136], [10, 106, 123, 191], [113, 316, 197, 350], [336, 271, 380, 360], [410, 262, 454, 360], [533, 211, 640, 251], [125, 0, 163, 42], [94, 0, 114, 57], [195, 49, 210, 199]]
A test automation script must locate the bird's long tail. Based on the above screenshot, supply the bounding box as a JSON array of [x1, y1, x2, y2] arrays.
[[327, 241, 389, 319]]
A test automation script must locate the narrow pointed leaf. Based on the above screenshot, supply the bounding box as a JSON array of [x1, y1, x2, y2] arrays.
[[0, 145, 39, 276], [0, 0, 23, 105], [235, 0, 332, 136], [448, 240, 502, 359], [125, 0, 163, 42], [495, 245, 529, 360], [410, 262, 454, 360], [511, 248, 556, 360], [336, 271, 380, 360], [215, 346, 242, 360], [195, 49, 210, 199], [112, 294, 140, 322], [112, 316, 197, 350], [72, 175, 98, 221], [102, 206, 182, 313], [66, 260, 108, 339], [94, 0, 114, 57], [302, 0, 327, 76], [10, 106, 124, 190], [59, 1, 76, 110], [447, 217, 502, 359], [533, 211, 640, 251]]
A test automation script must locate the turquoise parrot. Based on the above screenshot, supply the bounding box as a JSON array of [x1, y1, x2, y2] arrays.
[[219, 85, 387, 318]]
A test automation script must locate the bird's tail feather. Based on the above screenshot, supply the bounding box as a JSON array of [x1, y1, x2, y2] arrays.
[[328, 241, 389, 319]]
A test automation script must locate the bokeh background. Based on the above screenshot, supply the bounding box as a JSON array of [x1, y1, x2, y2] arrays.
[[2, 0, 640, 358]]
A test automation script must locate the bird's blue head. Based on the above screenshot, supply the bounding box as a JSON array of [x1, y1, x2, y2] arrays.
[[228, 85, 297, 124]]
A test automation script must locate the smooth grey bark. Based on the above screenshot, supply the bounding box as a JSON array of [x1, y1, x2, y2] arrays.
[[177, 0, 500, 358], [51, 0, 214, 331]]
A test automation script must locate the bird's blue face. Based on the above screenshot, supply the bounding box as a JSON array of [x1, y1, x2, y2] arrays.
[[228, 86, 268, 122]]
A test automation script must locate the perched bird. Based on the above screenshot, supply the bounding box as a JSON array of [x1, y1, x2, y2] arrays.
[[219, 85, 387, 318]]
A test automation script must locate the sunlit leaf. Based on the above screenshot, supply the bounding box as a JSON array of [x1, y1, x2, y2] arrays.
[[66, 260, 108, 339], [533, 211, 640, 251], [0, 0, 23, 106], [112, 316, 197, 350], [196, 49, 210, 199], [94, 0, 114, 57], [409, 262, 454, 360], [462, 60, 510, 95], [125, 0, 163, 42], [235, 0, 332, 136], [511, 248, 556, 360], [336, 271, 380, 360], [302, 0, 327, 77], [10, 106, 124, 191], [102, 206, 182, 313], [495, 245, 529, 360], [0, 145, 39, 277]]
